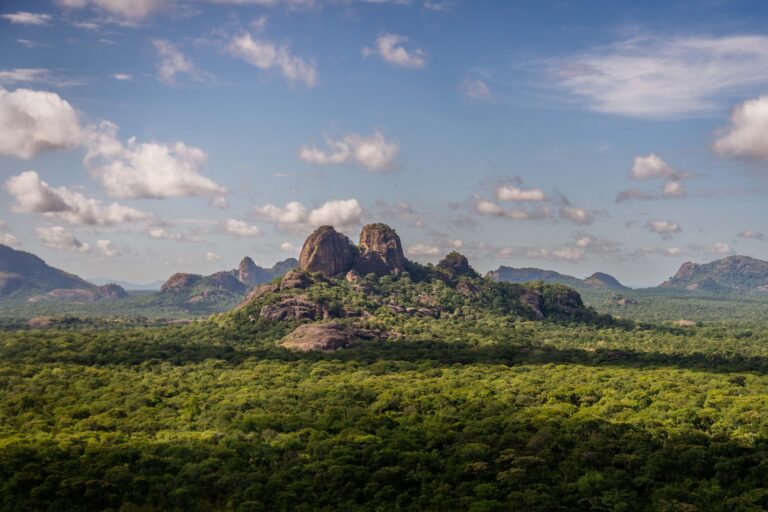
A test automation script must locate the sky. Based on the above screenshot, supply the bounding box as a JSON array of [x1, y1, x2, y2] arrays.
[[1, 0, 768, 287]]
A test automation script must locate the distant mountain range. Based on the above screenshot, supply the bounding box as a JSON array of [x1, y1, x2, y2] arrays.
[[660, 255, 768, 293], [87, 277, 165, 291], [158, 257, 298, 303], [486, 266, 630, 290], [0, 244, 128, 301]]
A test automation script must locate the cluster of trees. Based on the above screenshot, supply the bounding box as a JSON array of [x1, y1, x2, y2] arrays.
[[2, 307, 768, 510]]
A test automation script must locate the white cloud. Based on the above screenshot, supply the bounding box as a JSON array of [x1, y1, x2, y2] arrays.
[[36, 226, 89, 252], [407, 243, 440, 257], [84, 122, 227, 200], [496, 184, 546, 202], [474, 198, 553, 221], [0, 233, 19, 247], [5, 170, 151, 226], [228, 32, 317, 87], [2, 12, 52, 25], [154, 40, 202, 85], [707, 242, 731, 255], [662, 181, 686, 198], [363, 33, 426, 69], [55, 0, 169, 22], [280, 241, 298, 253], [223, 218, 261, 237], [148, 227, 194, 241], [645, 219, 682, 237], [0, 87, 85, 159], [206, 251, 222, 262], [210, 0, 317, 8], [630, 154, 686, 181], [112, 73, 133, 81], [0, 69, 50, 84], [713, 96, 768, 160], [738, 229, 766, 241], [460, 78, 493, 101], [96, 239, 119, 257], [555, 35, 768, 118], [558, 206, 593, 225], [255, 198, 363, 230], [299, 131, 399, 172]]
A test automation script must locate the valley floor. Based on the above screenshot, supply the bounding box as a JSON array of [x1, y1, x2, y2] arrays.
[[2, 316, 768, 510]]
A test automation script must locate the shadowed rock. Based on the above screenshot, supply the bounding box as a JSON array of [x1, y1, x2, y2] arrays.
[[438, 251, 479, 278], [299, 226, 358, 277]]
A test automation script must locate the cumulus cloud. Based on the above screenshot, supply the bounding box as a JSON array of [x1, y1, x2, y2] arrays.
[[0, 87, 85, 159], [363, 33, 426, 69], [84, 122, 227, 200], [713, 96, 768, 160], [280, 241, 298, 253], [707, 242, 731, 255], [36, 226, 89, 252], [407, 243, 440, 257], [630, 154, 687, 181], [255, 199, 363, 231], [496, 184, 546, 202], [645, 219, 682, 237], [474, 198, 553, 221], [460, 78, 493, 101], [554, 35, 768, 118], [206, 251, 222, 262], [5, 171, 151, 226], [662, 181, 686, 198], [299, 131, 399, 172], [112, 73, 133, 81], [0, 233, 19, 247], [228, 32, 317, 87], [738, 229, 766, 241], [96, 239, 119, 257], [55, 0, 170, 22], [2, 12, 52, 25], [148, 227, 198, 242], [558, 206, 593, 225], [223, 219, 261, 237], [153, 40, 204, 85]]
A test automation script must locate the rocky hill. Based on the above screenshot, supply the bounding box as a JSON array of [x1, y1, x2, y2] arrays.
[[659, 255, 768, 293], [487, 266, 629, 290], [0, 244, 128, 301], [159, 257, 298, 304], [228, 223, 606, 352]]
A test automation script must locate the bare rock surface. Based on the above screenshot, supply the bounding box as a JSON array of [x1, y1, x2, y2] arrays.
[[299, 226, 358, 277], [281, 322, 377, 351]]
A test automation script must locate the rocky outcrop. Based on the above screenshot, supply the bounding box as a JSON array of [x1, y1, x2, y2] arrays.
[[161, 273, 203, 293], [279, 270, 314, 290], [29, 284, 129, 302], [352, 223, 405, 277], [238, 257, 271, 287], [659, 255, 768, 293], [281, 322, 378, 351], [438, 252, 479, 278], [260, 295, 325, 321], [299, 226, 358, 277]]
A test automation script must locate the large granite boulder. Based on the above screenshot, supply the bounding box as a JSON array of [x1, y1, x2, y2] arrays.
[[352, 223, 405, 277], [299, 226, 358, 277], [281, 322, 377, 351], [260, 295, 325, 321]]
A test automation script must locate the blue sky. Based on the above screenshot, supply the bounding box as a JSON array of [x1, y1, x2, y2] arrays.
[[1, 0, 768, 286]]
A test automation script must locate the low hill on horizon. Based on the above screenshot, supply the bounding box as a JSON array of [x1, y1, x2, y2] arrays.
[[486, 266, 630, 290], [659, 255, 768, 294]]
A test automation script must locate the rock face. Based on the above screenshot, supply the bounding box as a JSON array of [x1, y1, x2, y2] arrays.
[[352, 223, 405, 277], [281, 322, 377, 352], [161, 273, 203, 293], [238, 257, 271, 286], [260, 295, 325, 321], [660, 255, 768, 293], [488, 266, 629, 290], [438, 252, 479, 278], [299, 226, 358, 277]]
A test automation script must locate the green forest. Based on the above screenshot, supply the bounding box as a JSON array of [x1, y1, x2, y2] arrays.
[[2, 270, 768, 511]]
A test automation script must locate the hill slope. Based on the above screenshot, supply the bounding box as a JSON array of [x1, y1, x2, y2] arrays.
[[0, 244, 127, 301], [659, 255, 768, 293]]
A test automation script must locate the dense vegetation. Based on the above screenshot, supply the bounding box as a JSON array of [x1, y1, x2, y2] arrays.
[[2, 270, 768, 511]]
